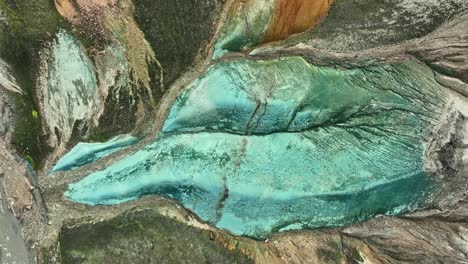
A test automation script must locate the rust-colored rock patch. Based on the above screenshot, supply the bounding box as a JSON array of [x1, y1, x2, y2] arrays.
[[264, 0, 333, 43]]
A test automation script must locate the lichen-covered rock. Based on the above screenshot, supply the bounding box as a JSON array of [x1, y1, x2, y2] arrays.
[[37, 30, 100, 151], [44, 0, 225, 161], [53, 0, 162, 141]]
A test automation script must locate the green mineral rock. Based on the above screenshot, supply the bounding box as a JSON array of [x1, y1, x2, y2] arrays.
[[65, 58, 446, 239]]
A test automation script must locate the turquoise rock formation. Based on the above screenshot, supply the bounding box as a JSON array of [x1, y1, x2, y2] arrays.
[[163, 57, 442, 135], [38, 29, 99, 147], [66, 57, 446, 239], [51, 135, 138, 173]]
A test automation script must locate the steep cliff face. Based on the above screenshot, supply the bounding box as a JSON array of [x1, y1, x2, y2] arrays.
[[1, 0, 468, 263]]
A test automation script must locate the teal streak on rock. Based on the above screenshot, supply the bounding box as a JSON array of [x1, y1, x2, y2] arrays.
[[212, 0, 276, 59], [52, 135, 138, 173], [66, 57, 446, 239]]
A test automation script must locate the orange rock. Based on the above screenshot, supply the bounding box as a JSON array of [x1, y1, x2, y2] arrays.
[[54, 0, 79, 23], [54, 0, 116, 24], [263, 0, 333, 43]]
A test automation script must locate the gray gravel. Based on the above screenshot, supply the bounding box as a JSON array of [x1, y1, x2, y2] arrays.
[[0, 184, 30, 264]]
